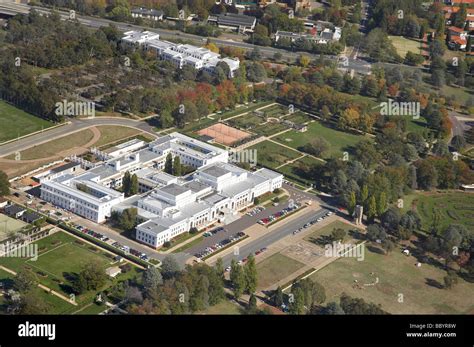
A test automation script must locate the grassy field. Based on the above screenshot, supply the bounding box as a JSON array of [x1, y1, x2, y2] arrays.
[[0, 231, 138, 313], [6, 129, 95, 160], [401, 191, 474, 232], [218, 101, 274, 120], [0, 214, 28, 241], [388, 36, 422, 58], [308, 243, 474, 314], [200, 299, 242, 314], [249, 140, 302, 169], [275, 121, 366, 159], [304, 220, 362, 246], [0, 100, 54, 143], [226, 114, 263, 130], [256, 253, 305, 290], [283, 111, 313, 124], [93, 126, 142, 148]]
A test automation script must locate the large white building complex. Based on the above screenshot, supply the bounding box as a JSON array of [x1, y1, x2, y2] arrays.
[[40, 133, 283, 248], [121, 31, 240, 78]]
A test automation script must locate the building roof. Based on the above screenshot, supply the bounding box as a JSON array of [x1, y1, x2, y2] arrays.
[[209, 13, 256, 27], [159, 183, 190, 197], [201, 165, 230, 178], [131, 8, 164, 16], [22, 211, 42, 223], [448, 26, 466, 34], [4, 204, 26, 215], [50, 162, 79, 174]]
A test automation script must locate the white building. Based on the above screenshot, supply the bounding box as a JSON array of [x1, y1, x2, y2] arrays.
[[41, 133, 228, 223], [40, 173, 125, 223], [134, 162, 283, 248], [121, 31, 240, 78], [131, 8, 164, 21]]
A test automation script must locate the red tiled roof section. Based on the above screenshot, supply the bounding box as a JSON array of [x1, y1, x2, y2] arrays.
[[448, 26, 466, 33]]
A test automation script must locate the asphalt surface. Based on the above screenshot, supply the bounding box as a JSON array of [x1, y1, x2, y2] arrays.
[[218, 207, 330, 268], [0, 117, 157, 157]]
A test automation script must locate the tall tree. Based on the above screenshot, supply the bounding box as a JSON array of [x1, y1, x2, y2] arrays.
[[173, 156, 182, 176], [0, 170, 10, 196], [164, 153, 173, 174], [244, 254, 258, 294]]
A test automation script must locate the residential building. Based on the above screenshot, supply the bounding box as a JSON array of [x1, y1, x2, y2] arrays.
[[274, 26, 341, 44], [447, 26, 469, 50], [207, 13, 257, 33]]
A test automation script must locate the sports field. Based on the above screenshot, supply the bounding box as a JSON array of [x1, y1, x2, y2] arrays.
[[197, 123, 251, 146], [0, 100, 54, 143]]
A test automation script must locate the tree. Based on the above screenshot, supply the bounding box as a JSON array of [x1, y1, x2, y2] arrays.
[[331, 228, 346, 242], [142, 267, 163, 296], [215, 258, 224, 279], [122, 171, 131, 196], [367, 195, 377, 222], [18, 291, 50, 314], [14, 269, 37, 293], [118, 208, 137, 231], [161, 255, 182, 279], [443, 270, 458, 289], [347, 191, 357, 216], [0, 170, 10, 196], [164, 153, 173, 174], [382, 239, 395, 255], [289, 287, 305, 315], [130, 174, 138, 195], [302, 137, 330, 157], [451, 135, 466, 151], [376, 192, 387, 217], [321, 301, 345, 315], [297, 54, 311, 67], [230, 259, 245, 299], [244, 254, 258, 294], [247, 293, 258, 313], [73, 262, 108, 294], [273, 286, 284, 307], [173, 156, 182, 176]]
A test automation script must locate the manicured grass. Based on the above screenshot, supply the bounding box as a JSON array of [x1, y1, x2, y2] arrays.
[[0, 100, 54, 143], [7, 129, 95, 160], [0, 231, 139, 314], [249, 140, 301, 169], [256, 253, 305, 290], [93, 126, 142, 148], [308, 243, 474, 314], [401, 191, 474, 233], [274, 121, 367, 159], [388, 36, 422, 58], [218, 101, 274, 120], [172, 236, 205, 253]]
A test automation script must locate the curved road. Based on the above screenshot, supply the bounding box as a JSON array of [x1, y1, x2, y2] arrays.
[[0, 117, 157, 157]]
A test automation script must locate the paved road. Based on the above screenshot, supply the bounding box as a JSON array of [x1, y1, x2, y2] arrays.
[[0, 3, 372, 75], [218, 207, 329, 268], [0, 117, 157, 157]]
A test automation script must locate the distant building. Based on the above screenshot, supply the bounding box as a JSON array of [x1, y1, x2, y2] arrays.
[[121, 31, 240, 78], [274, 26, 341, 44], [207, 13, 257, 33], [131, 8, 164, 21], [447, 26, 469, 50], [3, 204, 26, 219]]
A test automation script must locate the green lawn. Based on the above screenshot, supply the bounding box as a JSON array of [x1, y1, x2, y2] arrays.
[[200, 299, 242, 314], [308, 243, 474, 314], [0, 231, 140, 314], [256, 253, 305, 290], [0, 100, 54, 143], [388, 36, 422, 58], [249, 140, 302, 169], [226, 114, 263, 130], [283, 111, 313, 124], [401, 191, 474, 233], [275, 121, 367, 159], [304, 220, 362, 246]]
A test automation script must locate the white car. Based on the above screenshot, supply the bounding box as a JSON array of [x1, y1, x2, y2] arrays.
[[225, 266, 231, 272]]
